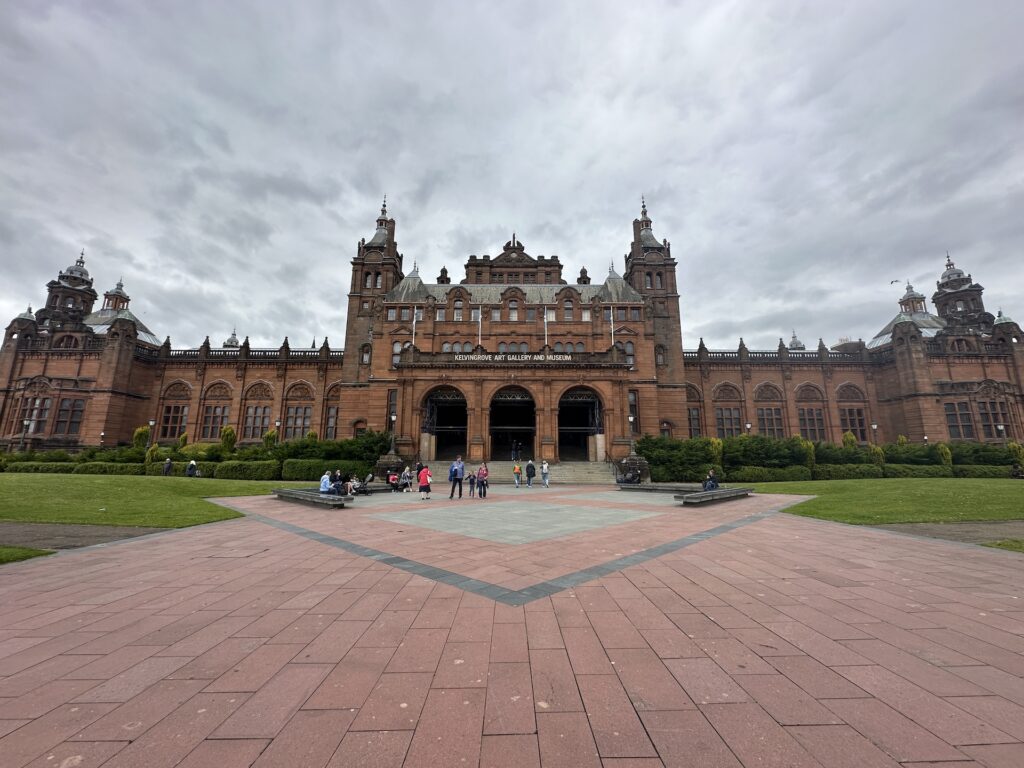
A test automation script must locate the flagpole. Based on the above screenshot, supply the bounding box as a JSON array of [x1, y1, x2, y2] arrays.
[[544, 306, 549, 348], [412, 308, 417, 348], [477, 306, 482, 347]]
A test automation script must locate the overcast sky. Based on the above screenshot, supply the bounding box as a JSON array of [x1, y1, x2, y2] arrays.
[[2, 0, 1023, 352]]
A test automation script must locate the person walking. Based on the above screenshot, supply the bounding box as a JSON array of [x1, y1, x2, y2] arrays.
[[467, 469, 476, 498], [162, 457, 173, 476], [512, 461, 522, 488], [418, 464, 432, 500], [476, 462, 489, 499], [186, 460, 198, 478], [448, 455, 465, 499], [525, 459, 536, 488], [540, 460, 550, 488]]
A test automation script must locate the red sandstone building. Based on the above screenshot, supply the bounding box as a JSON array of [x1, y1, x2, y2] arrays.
[[3, 203, 1023, 459]]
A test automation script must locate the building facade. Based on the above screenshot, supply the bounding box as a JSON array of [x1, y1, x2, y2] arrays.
[[3, 204, 1023, 459]]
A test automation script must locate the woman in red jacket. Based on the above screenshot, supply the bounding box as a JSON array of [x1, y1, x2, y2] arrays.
[[418, 465, 432, 500]]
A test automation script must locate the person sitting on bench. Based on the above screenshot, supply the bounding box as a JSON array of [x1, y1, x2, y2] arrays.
[[320, 470, 339, 495], [702, 469, 719, 491]]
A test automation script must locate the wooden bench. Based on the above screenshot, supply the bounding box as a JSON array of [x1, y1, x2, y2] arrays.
[[674, 487, 753, 505], [274, 488, 355, 508]]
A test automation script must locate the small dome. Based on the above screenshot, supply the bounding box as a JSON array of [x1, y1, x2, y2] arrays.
[[17, 305, 34, 321], [788, 330, 806, 350], [902, 282, 925, 301], [64, 252, 90, 280], [938, 254, 965, 285], [223, 328, 240, 348], [995, 310, 1015, 325], [106, 279, 129, 298]]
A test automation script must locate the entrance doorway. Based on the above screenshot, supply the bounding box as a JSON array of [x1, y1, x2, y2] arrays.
[[490, 386, 536, 461], [422, 386, 467, 461], [558, 386, 603, 461]]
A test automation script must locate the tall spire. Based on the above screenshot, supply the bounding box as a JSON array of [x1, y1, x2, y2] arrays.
[[945, 250, 953, 269], [640, 195, 648, 220], [78, 248, 85, 266], [381, 194, 387, 217]]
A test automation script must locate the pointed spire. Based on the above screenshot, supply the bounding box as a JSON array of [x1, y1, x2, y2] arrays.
[[640, 195, 648, 220], [409, 260, 419, 277], [945, 250, 954, 269], [381, 194, 387, 216], [77, 248, 86, 266]]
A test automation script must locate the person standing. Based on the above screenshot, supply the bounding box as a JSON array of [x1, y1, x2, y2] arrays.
[[418, 464, 432, 500], [525, 459, 536, 488], [476, 462, 489, 499], [186, 460, 198, 478], [467, 469, 476, 498], [540, 460, 550, 488], [448, 455, 465, 499], [512, 462, 522, 488], [162, 457, 173, 476]]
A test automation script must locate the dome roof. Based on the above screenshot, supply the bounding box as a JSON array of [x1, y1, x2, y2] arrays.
[[105, 279, 129, 298], [16, 305, 34, 321], [995, 310, 1015, 325], [867, 310, 946, 349], [937, 254, 966, 286], [787, 330, 806, 350], [64, 252, 90, 280], [223, 328, 240, 348], [902, 283, 925, 301]]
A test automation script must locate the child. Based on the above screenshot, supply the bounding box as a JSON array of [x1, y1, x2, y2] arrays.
[[467, 469, 477, 497]]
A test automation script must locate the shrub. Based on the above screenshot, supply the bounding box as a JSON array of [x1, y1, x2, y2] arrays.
[[177, 432, 189, 448], [935, 442, 952, 467], [952, 465, 1013, 478], [1009, 441, 1024, 466], [950, 442, 1015, 466], [143, 461, 218, 477], [867, 444, 885, 466], [815, 443, 869, 465], [842, 431, 858, 449], [133, 425, 150, 450], [220, 425, 237, 454], [282, 459, 369, 482], [812, 464, 883, 480], [5, 462, 78, 473], [882, 464, 953, 478], [262, 430, 278, 449], [721, 435, 813, 469], [39, 450, 73, 463], [896, 434, 908, 446], [882, 442, 936, 466], [214, 460, 280, 480], [727, 465, 813, 483], [73, 462, 145, 475]]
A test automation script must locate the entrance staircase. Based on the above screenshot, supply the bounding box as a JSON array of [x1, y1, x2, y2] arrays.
[[468, 461, 617, 486]]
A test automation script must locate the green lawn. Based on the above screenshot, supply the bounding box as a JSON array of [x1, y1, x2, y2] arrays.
[[983, 539, 1024, 553], [0, 545, 53, 564], [0, 475, 310, 528], [749, 478, 1024, 525]]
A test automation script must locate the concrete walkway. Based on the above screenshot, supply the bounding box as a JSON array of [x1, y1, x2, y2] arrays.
[[1, 486, 1022, 767]]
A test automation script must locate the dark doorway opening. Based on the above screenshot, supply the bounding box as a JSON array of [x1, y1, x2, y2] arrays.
[[490, 386, 536, 461], [558, 387, 602, 461], [423, 386, 467, 461]]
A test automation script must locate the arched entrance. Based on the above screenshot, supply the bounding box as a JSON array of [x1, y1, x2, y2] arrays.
[[490, 386, 536, 461], [421, 386, 467, 461], [558, 386, 603, 461]]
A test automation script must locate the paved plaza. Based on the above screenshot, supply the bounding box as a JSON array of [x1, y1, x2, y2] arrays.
[[2, 487, 1024, 767]]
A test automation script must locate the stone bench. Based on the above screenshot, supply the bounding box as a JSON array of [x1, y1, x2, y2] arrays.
[[674, 487, 753, 505], [274, 488, 355, 508]]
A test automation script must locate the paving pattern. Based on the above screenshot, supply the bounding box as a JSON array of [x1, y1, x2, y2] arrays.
[[1, 486, 1023, 767]]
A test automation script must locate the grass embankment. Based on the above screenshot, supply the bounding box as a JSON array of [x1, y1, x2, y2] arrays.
[[0, 545, 53, 564], [984, 540, 1024, 553], [0, 475, 310, 528], [750, 478, 1024, 525]]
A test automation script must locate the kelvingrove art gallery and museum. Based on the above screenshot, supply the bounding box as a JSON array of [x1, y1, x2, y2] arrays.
[[2, 202, 1023, 462]]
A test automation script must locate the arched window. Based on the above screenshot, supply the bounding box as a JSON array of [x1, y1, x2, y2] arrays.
[[508, 300, 519, 322], [554, 342, 563, 353], [242, 383, 273, 440], [200, 383, 232, 440], [498, 342, 508, 353], [392, 341, 402, 367], [360, 344, 371, 365], [645, 273, 653, 289], [563, 300, 573, 321], [442, 342, 452, 353], [364, 272, 372, 288], [453, 299, 464, 321], [284, 383, 313, 440], [656, 273, 663, 289], [519, 342, 528, 353], [463, 342, 473, 353], [625, 341, 635, 365], [655, 345, 666, 366], [375, 273, 382, 288], [575, 342, 584, 353]]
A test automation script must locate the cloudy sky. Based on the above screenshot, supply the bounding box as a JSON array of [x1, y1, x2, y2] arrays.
[[2, 0, 1023, 352]]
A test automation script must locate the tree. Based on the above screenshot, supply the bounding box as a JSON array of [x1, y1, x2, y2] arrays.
[[842, 431, 858, 449], [133, 425, 150, 450], [177, 432, 188, 448], [220, 425, 237, 454]]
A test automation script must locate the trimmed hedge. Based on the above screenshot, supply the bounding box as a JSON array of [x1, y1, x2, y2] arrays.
[[650, 462, 722, 483], [952, 465, 1013, 478], [73, 462, 145, 475], [812, 464, 884, 480], [882, 464, 953, 478], [282, 459, 370, 482], [5, 462, 78, 473], [727, 465, 813, 483], [214, 460, 280, 480], [144, 461, 218, 478]]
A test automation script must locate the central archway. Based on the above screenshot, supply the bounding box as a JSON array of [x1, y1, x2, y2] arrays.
[[558, 386, 603, 461], [489, 385, 536, 461], [422, 386, 467, 461]]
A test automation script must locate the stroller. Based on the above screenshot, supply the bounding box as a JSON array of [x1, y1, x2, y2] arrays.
[[350, 473, 374, 496]]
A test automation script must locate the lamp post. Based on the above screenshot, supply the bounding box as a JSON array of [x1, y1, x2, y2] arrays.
[[627, 413, 635, 454], [100, 431, 105, 448], [923, 435, 928, 446], [871, 422, 878, 444], [745, 422, 752, 435], [275, 419, 282, 443], [148, 419, 155, 448], [997, 424, 1006, 447], [389, 412, 397, 454], [20, 418, 30, 453]]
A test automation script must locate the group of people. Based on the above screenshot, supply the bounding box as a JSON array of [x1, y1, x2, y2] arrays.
[[318, 469, 358, 496], [442, 456, 490, 499], [511, 459, 549, 488]]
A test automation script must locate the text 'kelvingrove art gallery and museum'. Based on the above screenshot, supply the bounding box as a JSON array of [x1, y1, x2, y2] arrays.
[[2, 202, 1023, 460]]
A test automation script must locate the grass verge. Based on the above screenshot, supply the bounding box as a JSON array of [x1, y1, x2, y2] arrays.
[[749, 478, 1024, 525], [983, 539, 1024, 553], [0, 545, 53, 564], [0, 474, 310, 528]]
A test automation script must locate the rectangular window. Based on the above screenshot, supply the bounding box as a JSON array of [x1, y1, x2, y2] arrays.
[[491, 308, 501, 321], [435, 309, 445, 322], [603, 307, 612, 322], [22, 397, 52, 435], [400, 307, 410, 321], [688, 407, 701, 438], [581, 308, 591, 322], [508, 306, 518, 321], [628, 390, 639, 433], [494, 273, 504, 283], [563, 305, 573, 322], [977, 401, 1007, 439], [160, 405, 189, 439], [798, 408, 825, 441], [54, 398, 85, 435], [284, 405, 312, 440], [200, 405, 230, 440], [839, 408, 867, 442], [545, 307, 556, 322], [414, 308, 423, 321], [757, 407, 785, 438], [630, 308, 641, 321], [453, 307, 463, 321], [325, 406, 338, 440], [243, 405, 271, 439], [945, 402, 976, 440], [386, 389, 397, 431], [526, 308, 536, 321], [616, 307, 626, 321], [386, 308, 397, 321], [524, 273, 535, 284], [715, 407, 742, 438], [470, 308, 480, 321]]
